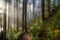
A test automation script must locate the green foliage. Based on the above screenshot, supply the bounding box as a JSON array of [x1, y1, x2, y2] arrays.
[[6, 29, 23, 40], [31, 10, 60, 40], [30, 18, 41, 40]]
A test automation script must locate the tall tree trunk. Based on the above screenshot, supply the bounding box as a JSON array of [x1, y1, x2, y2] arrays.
[[40, 0, 45, 21], [33, 0, 35, 19], [16, 0, 19, 32], [22, 0, 27, 32], [47, 0, 50, 16], [3, 0, 7, 40], [58, 0, 60, 8], [53, 0, 55, 7]]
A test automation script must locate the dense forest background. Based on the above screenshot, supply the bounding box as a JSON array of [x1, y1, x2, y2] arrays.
[[0, 0, 60, 40]]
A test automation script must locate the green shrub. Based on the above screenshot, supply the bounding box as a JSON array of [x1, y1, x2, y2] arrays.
[[6, 29, 22, 40]]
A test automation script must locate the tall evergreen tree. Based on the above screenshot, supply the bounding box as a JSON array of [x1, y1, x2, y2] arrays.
[[22, 0, 27, 32], [47, 0, 50, 15], [3, 0, 7, 40], [38, 0, 45, 27], [16, 0, 19, 32]]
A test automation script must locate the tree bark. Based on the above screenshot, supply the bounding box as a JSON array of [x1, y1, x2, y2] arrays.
[[3, 0, 7, 40], [22, 0, 27, 32], [16, 0, 19, 32], [47, 0, 50, 15], [38, 0, 45, 27]]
